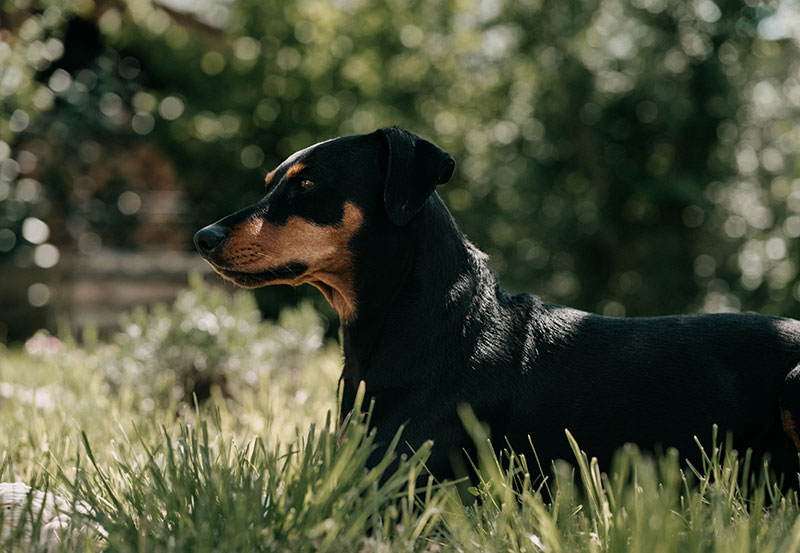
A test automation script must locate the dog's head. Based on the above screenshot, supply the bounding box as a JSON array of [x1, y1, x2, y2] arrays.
[[194, 127, 455, 322]]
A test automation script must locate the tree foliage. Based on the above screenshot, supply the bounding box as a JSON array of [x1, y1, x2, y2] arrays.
[[2, 0, 800, 324]]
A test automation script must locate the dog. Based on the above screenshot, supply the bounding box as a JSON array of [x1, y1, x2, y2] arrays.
[[194, 127, 800, 483]]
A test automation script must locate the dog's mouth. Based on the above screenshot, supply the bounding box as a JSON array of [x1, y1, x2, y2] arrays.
[[209, 261, 309, 288]]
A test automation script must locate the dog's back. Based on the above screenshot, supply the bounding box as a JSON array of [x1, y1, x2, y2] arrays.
[[492, 302, 800, 472]]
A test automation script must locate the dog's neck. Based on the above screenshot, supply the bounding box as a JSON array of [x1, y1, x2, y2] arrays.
[[340, 194, 492, 407]]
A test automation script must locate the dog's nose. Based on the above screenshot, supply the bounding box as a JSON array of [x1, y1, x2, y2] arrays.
[[194, 226, 228, 255]]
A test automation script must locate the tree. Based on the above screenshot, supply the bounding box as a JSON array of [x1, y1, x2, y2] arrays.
[[2, 0, 799, 337]]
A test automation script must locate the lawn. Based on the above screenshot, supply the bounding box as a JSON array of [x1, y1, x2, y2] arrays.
[[2, 277, 800, 552]]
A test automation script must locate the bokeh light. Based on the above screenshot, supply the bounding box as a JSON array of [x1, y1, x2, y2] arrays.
[[33, 243, 59, 268], [21, 217, 49, 244], [27, 282, 50, 307], [159, 96, 184, 120]]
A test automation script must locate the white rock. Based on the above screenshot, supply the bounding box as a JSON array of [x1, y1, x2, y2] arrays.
[[0, 481, 105, 551]]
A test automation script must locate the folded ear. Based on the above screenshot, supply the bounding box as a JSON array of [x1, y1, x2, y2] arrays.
[[381, 127, 455, 226]]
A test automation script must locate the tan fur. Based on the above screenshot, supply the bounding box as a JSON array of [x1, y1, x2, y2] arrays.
[[286, 162, 306, 179], [218, 202, 363, 322], [781, 408, 800, 452], [265, 169, 276, 187]]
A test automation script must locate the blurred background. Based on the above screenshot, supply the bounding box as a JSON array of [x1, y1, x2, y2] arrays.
[[2, 0, 800, 343]]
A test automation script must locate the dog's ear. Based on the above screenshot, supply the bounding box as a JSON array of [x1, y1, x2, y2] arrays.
[[380, 127, 455, 226]]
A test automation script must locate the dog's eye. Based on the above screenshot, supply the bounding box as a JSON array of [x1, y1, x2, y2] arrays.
[[299, 179, 315, 190]]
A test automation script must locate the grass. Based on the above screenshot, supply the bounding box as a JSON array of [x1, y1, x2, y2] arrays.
[[3, 299, 800, 551]]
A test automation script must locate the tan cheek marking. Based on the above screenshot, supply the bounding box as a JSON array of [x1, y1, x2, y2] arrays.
[[285, 162, 306, 179], [220, 202, 364, 322]]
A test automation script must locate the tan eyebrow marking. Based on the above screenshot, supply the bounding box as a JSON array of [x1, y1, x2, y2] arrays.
[[286, 162, 306, 179], [265, 169, 277, 187]]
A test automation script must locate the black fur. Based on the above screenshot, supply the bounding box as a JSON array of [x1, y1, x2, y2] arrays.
[[196, 128, 800, 483]]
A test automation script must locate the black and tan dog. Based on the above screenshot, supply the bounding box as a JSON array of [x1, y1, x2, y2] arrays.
[[195, 127, 800, 482]]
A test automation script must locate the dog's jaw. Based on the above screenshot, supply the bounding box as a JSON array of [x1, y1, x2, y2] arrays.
[[209, 262, 308, 288]]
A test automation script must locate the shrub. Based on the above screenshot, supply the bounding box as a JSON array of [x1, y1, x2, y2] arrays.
[[98, 273, 325, 405]]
